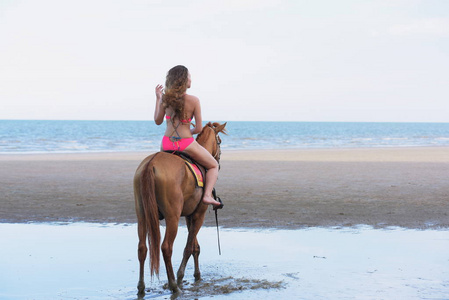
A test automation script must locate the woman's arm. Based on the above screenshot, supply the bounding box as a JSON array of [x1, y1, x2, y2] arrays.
[[154, 84, 165, 125], [190, 96, 203, 135]]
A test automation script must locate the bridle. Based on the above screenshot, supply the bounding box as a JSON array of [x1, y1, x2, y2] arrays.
[[197, 123, 223, 168], [212, 134, 222, 161]]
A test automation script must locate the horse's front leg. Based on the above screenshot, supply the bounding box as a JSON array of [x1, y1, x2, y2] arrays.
[[177, 212, 205, 285], [177, 236, 201, 286], [192, 238, 201, 281]]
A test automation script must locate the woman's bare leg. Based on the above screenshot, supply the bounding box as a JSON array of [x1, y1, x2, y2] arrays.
[[184, 142, 221, 206], [202, 166, 220, 206]]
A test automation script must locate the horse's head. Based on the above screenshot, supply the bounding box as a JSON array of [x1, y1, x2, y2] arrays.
[[196, 122, 227, 162]]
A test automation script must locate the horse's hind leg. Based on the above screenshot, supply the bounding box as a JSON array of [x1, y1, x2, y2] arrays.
[[162, 216, 180, 292], [177, 217, 193, 285], [134, 180, 148, 298], [137, 219, 147, 297]]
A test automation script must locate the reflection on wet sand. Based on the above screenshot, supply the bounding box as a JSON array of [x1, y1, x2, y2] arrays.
[[149, 277, 284, 300]]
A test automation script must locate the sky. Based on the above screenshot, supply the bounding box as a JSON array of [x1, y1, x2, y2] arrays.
[[0, 0, 448, 122]]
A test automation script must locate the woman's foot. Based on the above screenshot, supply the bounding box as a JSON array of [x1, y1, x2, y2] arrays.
[[202, 195, 222, 207]]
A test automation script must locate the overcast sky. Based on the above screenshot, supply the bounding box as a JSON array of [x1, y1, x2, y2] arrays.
[[1, 0, 448, 122]]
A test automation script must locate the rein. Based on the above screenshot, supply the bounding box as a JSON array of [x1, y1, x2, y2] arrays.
[[211, 129, 223, 255], [212, 188, 222, 255], [197, 124, 225, 255], [215, 209, 221, 255]]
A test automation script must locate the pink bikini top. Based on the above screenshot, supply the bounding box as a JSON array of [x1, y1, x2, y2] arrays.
[[165, 115, 192, 124]]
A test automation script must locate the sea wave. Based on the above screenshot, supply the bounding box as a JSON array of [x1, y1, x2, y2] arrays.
[[1, 120, 448, 153]]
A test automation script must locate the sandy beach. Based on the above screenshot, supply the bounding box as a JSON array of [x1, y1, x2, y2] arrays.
[[1, 147, 448, 229]]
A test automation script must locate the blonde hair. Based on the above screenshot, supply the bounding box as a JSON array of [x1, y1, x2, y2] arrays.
[[162, 65, 189, 120]]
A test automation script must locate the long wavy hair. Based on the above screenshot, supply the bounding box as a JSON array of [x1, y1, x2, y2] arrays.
[[162, 65, 189, 120]]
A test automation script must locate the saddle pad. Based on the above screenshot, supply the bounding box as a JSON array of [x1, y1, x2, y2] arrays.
[[185, 161, 204, 187]]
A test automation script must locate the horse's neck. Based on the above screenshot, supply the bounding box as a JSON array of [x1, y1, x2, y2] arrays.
[[197, 132, 215, 155], [198, 139, 214, 155]]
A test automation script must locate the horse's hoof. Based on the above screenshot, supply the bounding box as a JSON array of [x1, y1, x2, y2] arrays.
[[165, 281, 179, 293], [137, 289, 145, 298], [137, 281, 145, 298]]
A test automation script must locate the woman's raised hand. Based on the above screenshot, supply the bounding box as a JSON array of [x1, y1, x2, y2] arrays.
[[155, 84, 164, 100]]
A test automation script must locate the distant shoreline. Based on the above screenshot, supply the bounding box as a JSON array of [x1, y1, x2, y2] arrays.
[[1, 119, 449, 123], [1, 146, 448, 161]]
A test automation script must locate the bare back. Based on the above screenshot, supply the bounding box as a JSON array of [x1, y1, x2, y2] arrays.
[[164, 94, 202, 138]]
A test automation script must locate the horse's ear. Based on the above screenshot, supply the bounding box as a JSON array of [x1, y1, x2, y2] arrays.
[[215, 122, 227, 135]]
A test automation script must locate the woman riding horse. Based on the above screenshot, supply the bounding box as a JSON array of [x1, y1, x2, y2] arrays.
[[133, 65, 226, 296], [154, 65, 221, 207]]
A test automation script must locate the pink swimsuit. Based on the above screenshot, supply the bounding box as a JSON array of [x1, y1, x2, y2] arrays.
[[162, 136, 194, 151], [162, 115, 194, 151]]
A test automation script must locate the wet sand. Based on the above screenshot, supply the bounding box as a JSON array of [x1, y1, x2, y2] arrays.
[[0, 147, 448, 229], [1, 223, 448, 300]]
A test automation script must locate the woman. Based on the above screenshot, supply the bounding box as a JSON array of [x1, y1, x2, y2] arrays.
[[154, 65, 221, 207]]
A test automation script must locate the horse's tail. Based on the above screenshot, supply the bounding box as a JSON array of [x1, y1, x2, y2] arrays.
[[140, 154, 161, 278]]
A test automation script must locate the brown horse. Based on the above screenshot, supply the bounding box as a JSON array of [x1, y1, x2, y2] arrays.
[[133, 122, 227, 296]]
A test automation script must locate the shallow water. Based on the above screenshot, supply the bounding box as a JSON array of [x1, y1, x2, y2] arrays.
[[0, 223, 448, 300]]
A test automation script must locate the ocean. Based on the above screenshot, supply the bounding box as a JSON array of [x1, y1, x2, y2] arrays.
[[1, 120, 449, 154]]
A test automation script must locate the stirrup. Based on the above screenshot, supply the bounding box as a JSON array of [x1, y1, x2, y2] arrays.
[[212, 188, 224, 210]]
